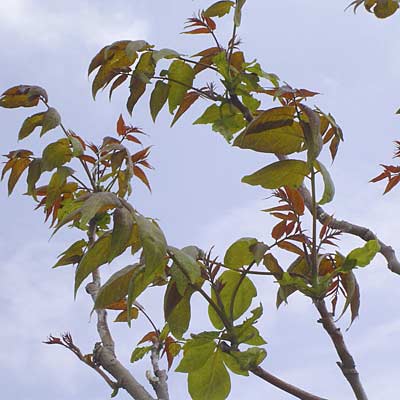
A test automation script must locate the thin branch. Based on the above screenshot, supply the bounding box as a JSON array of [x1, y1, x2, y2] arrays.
[[314, 299, 368, 400], [147, 340, 170, 400], [251, 366, 328, 400]]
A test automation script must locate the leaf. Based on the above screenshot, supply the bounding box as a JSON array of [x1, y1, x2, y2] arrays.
[[95, 264, 141, 309], [228, 347, 266, 371], [41, 139, 72, 172], [169, 246, 202, 288], [171, 92, 200, 127], [7, 158, 31, 195], [168, 61, 195, 113], [0, 85, 47, 108], [130, 346, 153, 362], [150, 81, 169, 122], [234, 0, 247, 26], [114, 307, 139, 322], [315, 161, 335, 205], [152, 48, 181, 63], [109, 207, 134, 262], [53, 239, 87, 268], [41, 107, 61, 136], [109, 74, 129, 99], [300, 105, 322, 166], [224, 237, 258, 269], [46, 166, 74, 209], [242, 160, 309, 189], [263, 253, 284, 278], [342, 240, 380, 271], [209, 271, 256, 329], [176, 338, 217, 373], [164, 282, 193, 338], [233, 107, 304, 154], [188, 349, 231, 400], [135, 214, 168, 279], [18, 112, 45, 140], [75, 232, 112, 295], [127, 75, 146, 115], [26, 158, 42, 196], [133, 165, 151, 192], [204, 1, 235, 17], [337, 271, 360, 327]]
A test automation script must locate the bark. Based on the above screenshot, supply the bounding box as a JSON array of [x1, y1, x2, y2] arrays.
[[315, 299, 368, 400]]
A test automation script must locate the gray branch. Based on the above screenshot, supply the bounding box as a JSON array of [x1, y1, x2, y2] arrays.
[[315, 299, 368, 400], [147, 341, 170, 400]]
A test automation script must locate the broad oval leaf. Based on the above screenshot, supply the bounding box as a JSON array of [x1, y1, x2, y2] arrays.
[[41, 107, 61, 136], [168, 61, 195, 113], [224, 237, 258, 269], [41, 139, 72, 172], [18, 112, 45, 140], [109, 207, 134, 262], [342, 240, 380, 271], [204, 1, 235, 17], [242, 160, 309, 189]]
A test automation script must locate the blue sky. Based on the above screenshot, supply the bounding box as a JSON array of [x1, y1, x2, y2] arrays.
[[1, 1, 400, 399]]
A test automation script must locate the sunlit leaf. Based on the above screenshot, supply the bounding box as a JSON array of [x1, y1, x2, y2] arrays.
[[150, 81, 169, 121], [204, 1, 235, 17], [41, 139, 72, 172], [315, 160, 335, 205], [168, 61, 195, 113], [224, 237, 258, 269]]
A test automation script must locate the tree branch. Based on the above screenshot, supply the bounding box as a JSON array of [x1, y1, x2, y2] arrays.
[[146, 340, 170, 400], [314, 299, 368, 400], [251, 366, 328, 400], [85, 219, 156, 400]]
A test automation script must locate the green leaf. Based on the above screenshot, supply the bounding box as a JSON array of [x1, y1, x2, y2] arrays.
[[134, 214, 167, 279], [342, 240, 380, 271], [150, 81, 169, 122], [130, 346, 153, 363], [7, 158, 31, 195], [224, 237, 258, 269], [315, 160, 335, 205], [204, 1, 235, 17], [222, 352, 249, 376], [209, 271, 256, 329], [300, 105, 322, 166], [242, 160, 309, 189], [168, 61, 195, 113], [26, 158, 42, 196], [46, 166, 74, 209], [40, 107, 61, 136], [152, 48, 181, 63], [75, 232, 112, 295], [69, 136, 84, 157], [109, 207, 134, 262], [336, 271, 360, 327], [188, 349, 231, 400], [228, 347, 266, 371], [127, 74, 146, 115], [41, 139, 72, 172], [164, 282, 193, 338], [231, 305, 266, 345], [53, 239, 87, 268], [18, 112, 45, 140], [95, 264, 141, 309], [234, 0, 247, 26], [176, 338, 217, 373], [373, 0, 399, 18], [233, 107, 304, 154]]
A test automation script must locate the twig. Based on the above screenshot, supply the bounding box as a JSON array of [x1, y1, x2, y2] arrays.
[[251, 366, 328, 400], [314, 299, 368, 400], [147, 340, 169, 400]]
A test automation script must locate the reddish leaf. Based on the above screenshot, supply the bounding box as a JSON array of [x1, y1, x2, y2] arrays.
[[285, 187, 304, 216], [184, 28, 211, 34], [384, 174, 400, 194], [262, 205, 292, 213], [109, 74, 129, 100], [131, 146, 151, 163], [126, 135, 142, 145], [285, 221, 296, 235], [277, 241, 304, 256], [370, 171, 389, 183], [193, 47, 221, 57], [117, 114, 126, 136], [79, 154, 97, 164], [133, 165, 151, 192], [171, 92, 200, 127], [138, 331, 158, 344], [270, 212, 296, 221], [271, 220, 286, 240]]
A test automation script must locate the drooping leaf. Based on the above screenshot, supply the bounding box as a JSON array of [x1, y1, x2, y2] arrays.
[[171, 92, 200, 127], [18, 112, 45, 140], [224, 237, 258, 269], [134, 213, 167, 279], [336, 271, 360, 327], [95, 264, 141, 309], [53, 239, 87, 268], [109, 207, 134, 262], [315, 160, 335, 205], [130, 346, 153, 362], [75, 232, 112, 295], [300, 105, 322, 166], [26, 158, 42, 196], [7, 158, 31, 195], [46, 166, 74, 209], [41, 139, 72, 172], [233, 107, 304, 154], [114, 307, 139, 322], [234, 0, 247, 26], [209, 270, 256, 329], [0, 85, 47, 108], [152, 48, 181, 63], [188, 349, 231, 400], [242, 160, 309, 189], [40, 107, 61, 136], [150, 81, 169, 122], [168, 61, 195, 113]]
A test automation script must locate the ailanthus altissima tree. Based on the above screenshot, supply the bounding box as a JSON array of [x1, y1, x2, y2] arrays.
[[2, 1, 400, 399]]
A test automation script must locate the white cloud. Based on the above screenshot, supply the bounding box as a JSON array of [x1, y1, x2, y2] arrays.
[[0, 0, 149, 48]]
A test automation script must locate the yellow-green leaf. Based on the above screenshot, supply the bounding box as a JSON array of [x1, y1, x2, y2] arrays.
[[41, 107, 61, 136], [168, 61, 195, 113], [150, 81, 169, 122], [204, 1, 235, 17], [18, 112, 45, 140], [41, 139, 72, 172]]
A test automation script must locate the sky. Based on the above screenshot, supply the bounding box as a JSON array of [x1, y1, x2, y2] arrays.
[[1, 0, 400, 399]]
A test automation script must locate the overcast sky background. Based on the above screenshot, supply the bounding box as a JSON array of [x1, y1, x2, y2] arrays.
[[1, 1, 400, 399]]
